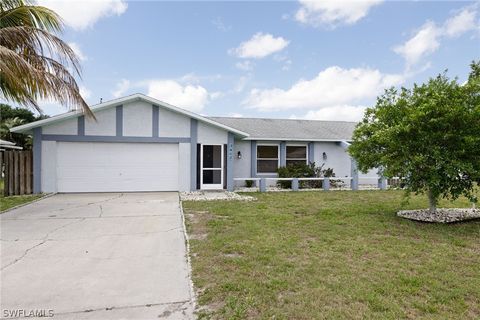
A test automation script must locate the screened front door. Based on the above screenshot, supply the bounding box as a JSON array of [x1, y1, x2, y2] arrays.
[[201, 144, 224, 189]]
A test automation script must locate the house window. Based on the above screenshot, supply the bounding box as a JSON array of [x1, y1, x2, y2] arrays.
[[286, 145, 307, 166], [257, 145, 279, 174]]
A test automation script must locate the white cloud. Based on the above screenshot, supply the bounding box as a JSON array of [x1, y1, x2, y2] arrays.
[[38, 0, 127, 30], [79, 86, 92, 99], [210, 91, 223, 100], [235, 60, 254, 71], [394, 4, 479, 68], [68, 42, 87, 61], [110, 74, 216, 111], [233, 76, 249, 93], [297, 105, 367, 122], [274, 54, 292, 71], [295, 0, 383, 28], [245, 66, 404, 111], [211, 17, 231, 32], [112, 79, 130, 98], [443, 6, 478, 38], [229, 33, 289, 59], [146, 80, 209, 112], [393, 21, 440, 68], [228, 113, 243, 118]]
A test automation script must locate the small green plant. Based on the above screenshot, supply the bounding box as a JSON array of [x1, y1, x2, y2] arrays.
[[276, 162, 338, 189], [245, 180, 254, 188]]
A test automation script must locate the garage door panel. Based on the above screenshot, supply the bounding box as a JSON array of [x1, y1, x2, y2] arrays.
[[56, 142, 179, 192]]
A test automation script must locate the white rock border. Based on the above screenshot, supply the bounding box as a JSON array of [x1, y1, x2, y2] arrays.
[[397, 208, 480, 223], [180, 191, 256, 202]]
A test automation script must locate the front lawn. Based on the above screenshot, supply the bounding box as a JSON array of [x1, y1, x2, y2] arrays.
[[183, 190, 480, 319], [0, 179, 43, 212]]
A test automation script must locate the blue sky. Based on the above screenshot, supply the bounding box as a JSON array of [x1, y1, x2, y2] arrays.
[[35, 0, 480, 121]]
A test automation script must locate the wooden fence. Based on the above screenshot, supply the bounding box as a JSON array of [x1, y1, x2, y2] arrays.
[[2, 151, 33, 196]]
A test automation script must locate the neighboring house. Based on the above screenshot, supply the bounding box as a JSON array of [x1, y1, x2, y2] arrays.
[[10, 93, 373, 193], [0, 139, 23, 151]]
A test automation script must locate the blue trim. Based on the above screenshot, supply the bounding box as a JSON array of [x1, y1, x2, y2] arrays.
[[33, 127, 42, 194], [116, 105, 123, 136], [77, 116, 85, 136], [152, 105, 159, 137], [227, 132, 234, 191], [308, 142, 314, 163], [42, 135, 190, 143], [250, 140, 256, 178], [351, 158, 359, 190], [190, 119, 198, 191], [280, 141, 286, 167]]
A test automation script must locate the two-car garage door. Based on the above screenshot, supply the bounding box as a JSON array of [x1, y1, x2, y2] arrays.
[[56, 142, 179, 192]]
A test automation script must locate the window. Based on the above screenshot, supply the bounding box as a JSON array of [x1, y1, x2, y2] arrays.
[[286, 145, 307, 166], [257, 145, 279, 173]]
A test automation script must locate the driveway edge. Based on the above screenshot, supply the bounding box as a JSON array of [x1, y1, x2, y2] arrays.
[[178, 194, 198, 319], [0, 193, 56, 214]]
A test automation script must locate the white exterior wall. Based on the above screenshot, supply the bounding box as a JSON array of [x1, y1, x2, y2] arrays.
[[233, 140, 251, 187], [85, 108, 116, 136], [41, 141, 57, 193], [42, 119, 77, 135], [313, 142, 351, 178], [197, 122, 228, 144], [123, 101, 152, 137], [159, 108, 190, 137], [359, 168, 379, 185], [178, 143, 191, 192]]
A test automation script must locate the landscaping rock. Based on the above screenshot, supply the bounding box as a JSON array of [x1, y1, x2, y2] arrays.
[[180, 191, 256, 201], [397, 208, 480, 223]]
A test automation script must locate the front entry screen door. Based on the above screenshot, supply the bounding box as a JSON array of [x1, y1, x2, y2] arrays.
[[201, 144, 223, 189]]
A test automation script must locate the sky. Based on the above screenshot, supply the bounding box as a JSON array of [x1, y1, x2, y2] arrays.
[[30, 1, 480, 121]]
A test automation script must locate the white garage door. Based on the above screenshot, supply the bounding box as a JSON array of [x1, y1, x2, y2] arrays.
[[56, 142, 179, 192]]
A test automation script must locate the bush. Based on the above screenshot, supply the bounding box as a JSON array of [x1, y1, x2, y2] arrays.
[[245, 180, 254, 188], [276, 162, 338, 189]]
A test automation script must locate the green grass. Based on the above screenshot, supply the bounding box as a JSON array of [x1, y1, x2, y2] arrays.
[[183, 190, 480, 319], [0, 179, 42, 212]]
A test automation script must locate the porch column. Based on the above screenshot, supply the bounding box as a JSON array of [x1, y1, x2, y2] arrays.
[[227, 133, 234, 191], [280, 141, 286, 167], [190, 119, 198, 191], [308, 142, 314, 164], [250, 141, 257, 178], [351, 157, 359, 190], [33, 127, 42, 194]]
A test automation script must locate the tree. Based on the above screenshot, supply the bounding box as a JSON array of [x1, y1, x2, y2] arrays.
[[349, 61, 480, 213], [0, 0, 93, 117], [0, 103, 47, 148]]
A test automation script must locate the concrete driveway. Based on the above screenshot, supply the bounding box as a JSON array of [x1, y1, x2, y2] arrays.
[[1, 193, 194, 319]]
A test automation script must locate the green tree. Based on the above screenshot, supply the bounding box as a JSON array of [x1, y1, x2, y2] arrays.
[[0, 103, 47, 148], [0, 0, 92, 116], [349, 62, 480, 213]]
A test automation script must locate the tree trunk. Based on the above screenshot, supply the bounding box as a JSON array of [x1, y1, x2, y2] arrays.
[[427, 189, 437, 213]]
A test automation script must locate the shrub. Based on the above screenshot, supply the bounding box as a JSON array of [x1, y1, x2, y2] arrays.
[[276, 162, 338, 189], [245, 180, 254, 188]]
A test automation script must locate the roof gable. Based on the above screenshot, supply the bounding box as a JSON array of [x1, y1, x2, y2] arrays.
[[10, 94, 249, 137]]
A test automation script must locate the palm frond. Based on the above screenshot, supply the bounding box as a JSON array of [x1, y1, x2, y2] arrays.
[[0, 0, 94, 118]]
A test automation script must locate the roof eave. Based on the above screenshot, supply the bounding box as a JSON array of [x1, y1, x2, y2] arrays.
[[242, 137, 353, 142], [10, 93, 250, 138]]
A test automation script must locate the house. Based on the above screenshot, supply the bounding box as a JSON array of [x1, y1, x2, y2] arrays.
[[11, 93, 373, 193]]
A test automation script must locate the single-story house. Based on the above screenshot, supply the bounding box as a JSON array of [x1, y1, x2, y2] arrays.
[[11, 93, 375, 193]]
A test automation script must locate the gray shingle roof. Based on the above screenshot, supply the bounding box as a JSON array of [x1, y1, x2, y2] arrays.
[[208, 117, 357, 141]]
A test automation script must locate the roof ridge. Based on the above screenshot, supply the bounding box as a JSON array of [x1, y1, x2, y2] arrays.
[[208, 116, 358, 124]]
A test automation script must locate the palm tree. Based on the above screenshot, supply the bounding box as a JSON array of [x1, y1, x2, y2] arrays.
[[0, 0, 93, 117]]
